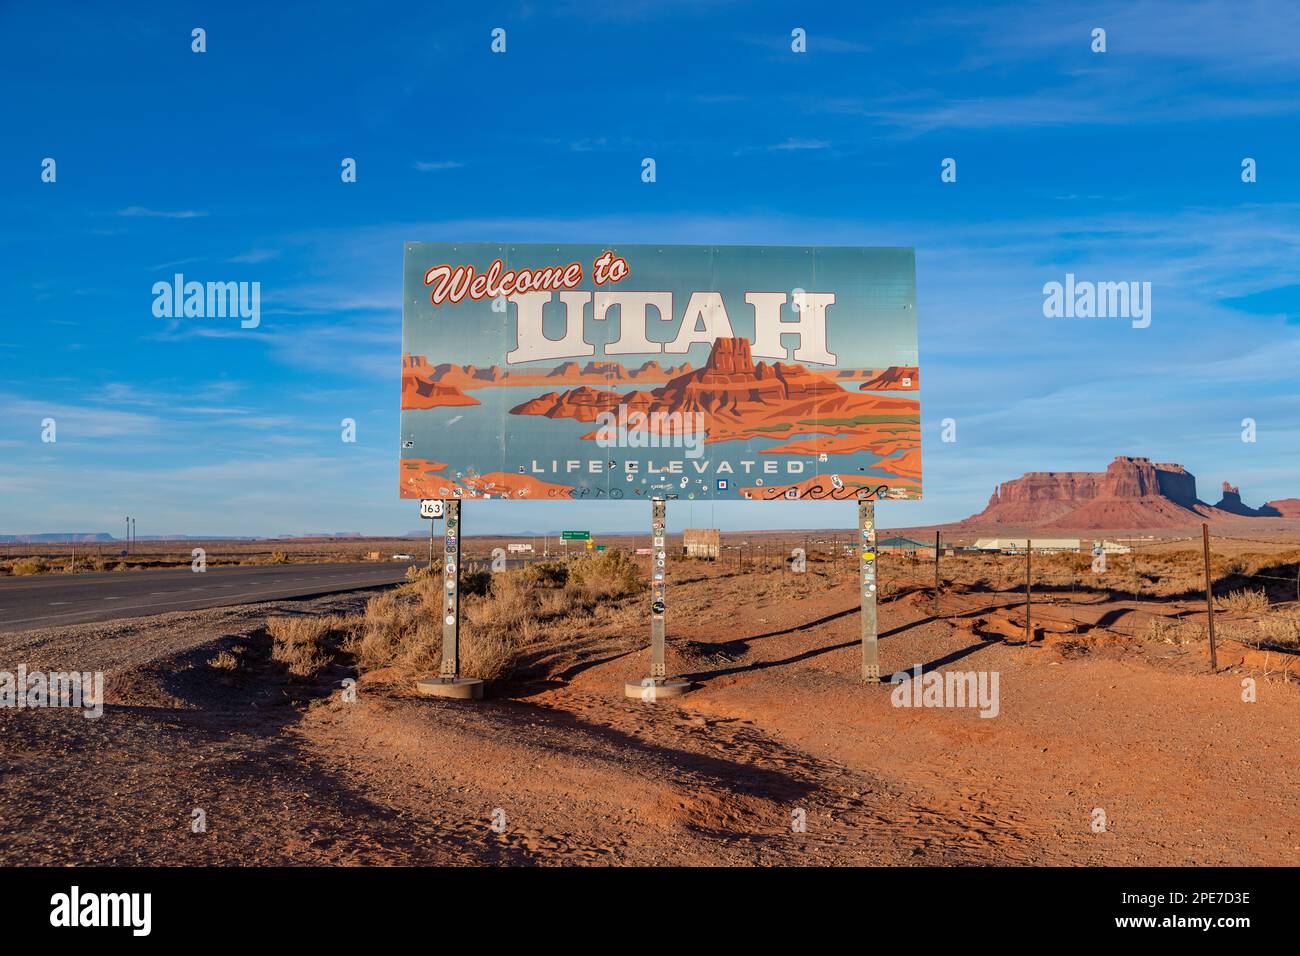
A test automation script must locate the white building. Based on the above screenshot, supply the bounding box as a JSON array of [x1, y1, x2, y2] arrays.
[[972, 538, 1081, 553]]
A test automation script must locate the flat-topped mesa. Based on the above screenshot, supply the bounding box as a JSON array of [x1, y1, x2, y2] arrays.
[[966, 456, 1208, 528], [1101, 455, 1199, 507]]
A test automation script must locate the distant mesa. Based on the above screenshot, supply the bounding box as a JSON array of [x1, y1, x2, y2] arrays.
[[509, 337, 921, 446], [858, 366, 919, 391], [960, 455, 1297, 530], [402, 358, 480, 409], [400, 354, 691, 401]]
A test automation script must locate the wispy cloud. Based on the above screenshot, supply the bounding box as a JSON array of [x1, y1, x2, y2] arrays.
[[228, 249, 280, 263], [116, 207, 208, 219], [769, 138, 830, 151]]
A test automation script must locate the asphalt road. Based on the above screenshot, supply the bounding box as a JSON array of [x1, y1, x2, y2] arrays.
[[0, 562, 413, 634]]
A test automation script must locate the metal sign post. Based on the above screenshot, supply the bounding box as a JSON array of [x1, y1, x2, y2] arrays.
[[416, 499, 483, 699], [440, 499, 461, 680], [650, 498, 667, 680], [625, 497, 688, 700], [859, 500, 880, 683]]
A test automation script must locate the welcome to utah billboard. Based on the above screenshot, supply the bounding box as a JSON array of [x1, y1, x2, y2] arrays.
[[399, 244, 920, 502]]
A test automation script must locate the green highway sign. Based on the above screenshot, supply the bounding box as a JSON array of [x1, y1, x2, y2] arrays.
[[562, 531, 590, 540], [595, 545, 607, 552]]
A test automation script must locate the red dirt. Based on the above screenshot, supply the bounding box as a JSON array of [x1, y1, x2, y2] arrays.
[[4, 562, 1294, 866]]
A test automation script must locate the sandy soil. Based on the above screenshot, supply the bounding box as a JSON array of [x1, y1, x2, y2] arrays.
[[1, 567, 1296, 866]]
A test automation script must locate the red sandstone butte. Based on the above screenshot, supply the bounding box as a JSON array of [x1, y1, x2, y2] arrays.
[[510, 337, 920, 446], [961, 455, 1297, 530], [401, 355, 480, 409]]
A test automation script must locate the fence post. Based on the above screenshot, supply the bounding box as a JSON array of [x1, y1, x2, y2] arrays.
[[1025, 540, 1033, 643], [934, 530, 941, 616], [1202, 523, 1218, 671]]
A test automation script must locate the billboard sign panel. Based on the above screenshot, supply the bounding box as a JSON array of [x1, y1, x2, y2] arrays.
[[400, 244, 919, 502]]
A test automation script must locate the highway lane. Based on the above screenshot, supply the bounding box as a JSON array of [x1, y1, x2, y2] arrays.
[[0, 562, 414, 633]]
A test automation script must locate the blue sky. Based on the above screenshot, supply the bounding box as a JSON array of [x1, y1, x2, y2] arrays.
[[2, 1, 1298, 536]]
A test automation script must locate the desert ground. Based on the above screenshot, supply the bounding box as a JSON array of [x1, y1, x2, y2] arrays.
[[1, 542, 1297, 867]]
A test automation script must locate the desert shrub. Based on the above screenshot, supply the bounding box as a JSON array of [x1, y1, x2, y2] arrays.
[[460, 562, 493, 597], [10, 558, 48, 575], [357, 577, 510, 680], [567, 550, 643, 598], [270, 550, 289, 564], [521, 560, 569, 588], [1214, 588, 1270, 613], [208, 649, 242, 671], [267, 614, 351, 679]]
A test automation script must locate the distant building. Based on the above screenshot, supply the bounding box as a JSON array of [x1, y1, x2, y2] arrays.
[[682, 528, 720, 559], [1095, 540, 1132, 554], [972, 538, 1081, 553], [877, 535, 934, 555]]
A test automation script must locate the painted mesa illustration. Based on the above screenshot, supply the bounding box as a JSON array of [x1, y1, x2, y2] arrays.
[[399, 244, 921, 502]]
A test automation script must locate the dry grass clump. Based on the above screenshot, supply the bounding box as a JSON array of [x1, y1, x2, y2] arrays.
[[1145, 617, 1205, 645], [405, 563, 439, 583], [355, 555, 647, 683], [267, 614, 355, 679], [1214, 588, 1270, 613], [1258, 610, 1300, 649], [356, 575, 518, 680], [9, 558, 48, 575]]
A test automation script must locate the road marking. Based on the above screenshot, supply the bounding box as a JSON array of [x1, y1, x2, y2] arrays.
[[49, 601, 69, 606], [103, 597, 123, 601]]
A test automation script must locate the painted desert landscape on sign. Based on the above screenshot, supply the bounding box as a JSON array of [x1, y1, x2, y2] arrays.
[[400, 337, 922, 502]]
